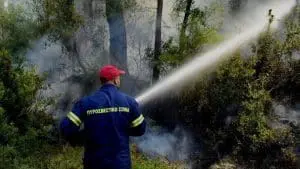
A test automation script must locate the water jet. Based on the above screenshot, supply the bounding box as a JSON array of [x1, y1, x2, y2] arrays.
[[136, 0, 296, 105]]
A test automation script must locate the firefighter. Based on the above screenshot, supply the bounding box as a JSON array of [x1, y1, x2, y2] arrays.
[[60, 65, 146, 169]]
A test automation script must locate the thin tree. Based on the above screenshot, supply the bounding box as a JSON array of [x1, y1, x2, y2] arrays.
[[153, 0, 163, 82], [179, 0, 193, 50], [106, 0, 128, 71]]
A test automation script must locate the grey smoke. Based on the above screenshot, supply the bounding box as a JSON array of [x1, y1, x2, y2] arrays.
[[133, 124, 193, 162], [17, 0, 299, 166], [273, 102, 300, 126], [292, 50, 300, 60], [26, 36, 64, 75], [4, 0, 8, 8]]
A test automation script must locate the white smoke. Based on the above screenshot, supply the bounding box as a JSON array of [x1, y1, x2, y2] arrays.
[[125, 0, 179, 81], [273, 102, 300, 126], [4, 0, 8, 8], [26, 36, 64, 74], [136, 0, 296, 104], [133, 125, 193, 162], [292, 50, 300, 60]]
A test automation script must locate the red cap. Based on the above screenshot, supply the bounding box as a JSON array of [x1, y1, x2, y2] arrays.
[[98, 65, 125, 80]]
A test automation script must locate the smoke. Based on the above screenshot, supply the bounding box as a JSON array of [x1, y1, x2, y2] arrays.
[[4, 0, 8, 8], [26, 36, 101, 119], [221, 0, 273, 36], [125, 0, 179, 81], [292, 50, 300, 60], [26, 36, 64, 75], [133, 123, 193, 162], [136, 0, 296, 104], [273, 102, 300, 126]]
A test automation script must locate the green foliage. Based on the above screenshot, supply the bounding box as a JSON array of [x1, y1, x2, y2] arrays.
[[0, 50, 55, 168], [0, 144, 180, 169], [156, 2, 223, 69], [207, 55, 256, 110], [233, 84, 296, 168], [174, 51, 298, 168], [253, 20, 300, 103], [0, 49, 51, 131], [173, 0, 193, 15], [131, 145, 183, 169], [152, 11, 300, 167], [32, 0, 83, 42], [150, 4, 297, 168], [0, 4, 37, 55], [0, 108, 18, 145], [0, 5, 56, 167], [0, 2, 174, 169], [47, 146, 83, 169], [209, 158, 237, 169], [106, 0, 136, 16], [0, 1, 299, 169]]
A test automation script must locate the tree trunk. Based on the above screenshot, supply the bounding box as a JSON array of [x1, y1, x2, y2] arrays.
[[179, 0, 193, 50], [106, 0, 128, 71], [62, 37, 87, 74], [153, 0, 163, 82], [83, 0, 93, 18]]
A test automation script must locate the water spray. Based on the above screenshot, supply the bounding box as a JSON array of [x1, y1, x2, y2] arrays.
[[135, 0, 296, 105]]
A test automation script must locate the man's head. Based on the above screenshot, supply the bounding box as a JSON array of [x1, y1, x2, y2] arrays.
[[98, 65, 125, 87]]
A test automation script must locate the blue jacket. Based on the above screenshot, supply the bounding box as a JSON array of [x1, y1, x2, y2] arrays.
[[60, 84, 146, 169]]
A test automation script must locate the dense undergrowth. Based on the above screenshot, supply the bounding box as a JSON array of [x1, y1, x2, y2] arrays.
[[0, 141, 178, 169], [1, 1, 300, 169], [146, 4, 300, 169], [0, 2, 181, 169]]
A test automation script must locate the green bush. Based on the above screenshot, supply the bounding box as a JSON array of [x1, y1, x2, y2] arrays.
[[151, 12, 300, 167], [32, 0, 83, 42]]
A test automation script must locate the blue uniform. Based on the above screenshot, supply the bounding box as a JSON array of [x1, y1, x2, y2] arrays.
[[60, 84, 146, 169]]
